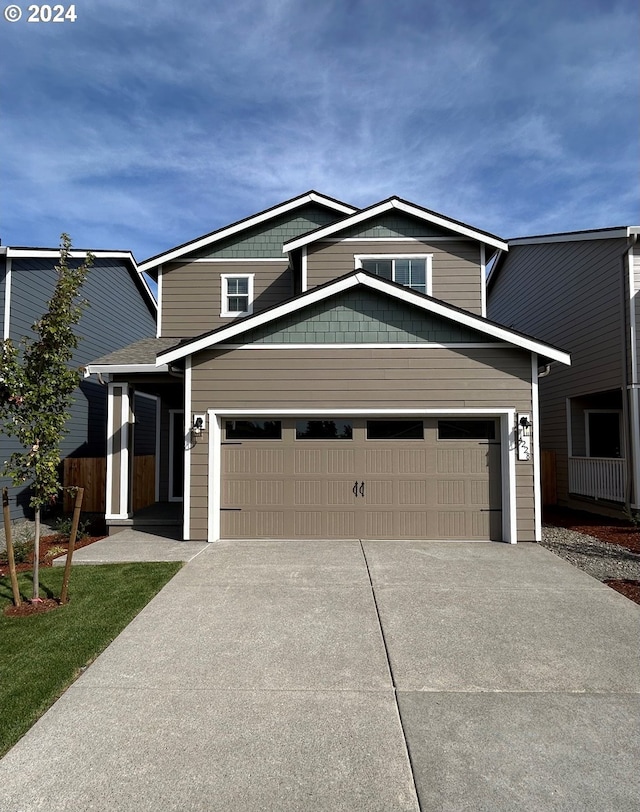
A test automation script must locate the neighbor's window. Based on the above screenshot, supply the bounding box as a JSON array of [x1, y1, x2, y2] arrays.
[[225, 420, 282, 440], [296, 419, 353, 440], [221, 274, 254, 317], [366, 420, 424, 440], [438, 420, 497, 441], [356, 255, 432, 295]]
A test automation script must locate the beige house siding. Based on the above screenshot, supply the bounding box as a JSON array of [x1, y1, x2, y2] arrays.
[[161, 260, 292, 337], [188, 346, 534, 540], [488, 238, 626, 504], [306, 239, 483, 314]]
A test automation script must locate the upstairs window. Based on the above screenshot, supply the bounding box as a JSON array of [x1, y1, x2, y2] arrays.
[[355, 255, 432, 295], [221, 274, 254, 317]]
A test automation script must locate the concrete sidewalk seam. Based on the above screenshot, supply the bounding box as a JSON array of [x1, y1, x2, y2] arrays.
[[358, 538, 423, 812]]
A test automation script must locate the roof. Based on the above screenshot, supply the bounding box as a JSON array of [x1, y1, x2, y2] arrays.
[[282, 197, 509, 253], [1, 246, 157, 316], [85, 336, 179, 373], [487, 225, 640, 289], [155, 270, 570, 367], [137, 191, 356, 276], [507, 226, 639, 246]]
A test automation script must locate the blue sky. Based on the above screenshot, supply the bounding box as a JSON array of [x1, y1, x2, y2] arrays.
[[1, 0, 638, 261]]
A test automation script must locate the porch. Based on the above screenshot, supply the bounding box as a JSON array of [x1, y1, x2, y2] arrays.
[[568, 457, 627, 503], [107, 501, 183, 538]]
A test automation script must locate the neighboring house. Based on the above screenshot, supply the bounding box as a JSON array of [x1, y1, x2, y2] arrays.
[[487, 227, 640, 518], [86, 191, 569, 543], [0, 245, 157, 520]]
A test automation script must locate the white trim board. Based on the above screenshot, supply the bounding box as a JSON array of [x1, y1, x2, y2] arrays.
[[167, 257, 287, 264], [138, 192, 356, 274], [318, 237, 474, 243], [207, 407, 518, 544], [183, 357, 192, 540], [283, 198, 508, 253], [156, 271, 571, 366], [86, 364, 169, 374], [217, 342, 507, 350], [156, 265, 163, 338], [531, 354, 542, 542], [3, 256, 11, 340]]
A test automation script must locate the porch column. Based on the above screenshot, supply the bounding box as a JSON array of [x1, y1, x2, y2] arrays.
[[106, 382, 132, 519]]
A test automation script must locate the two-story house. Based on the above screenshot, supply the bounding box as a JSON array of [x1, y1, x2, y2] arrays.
[[488, 227, 640, 518], [0, 245, 157, 520], [86, 192, 569, 543]]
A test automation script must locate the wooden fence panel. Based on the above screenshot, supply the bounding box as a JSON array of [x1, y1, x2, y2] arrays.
[[63, 458, 106, 513], [63, 455, 156, 513], [132, 455, 156, 512], [541, 450, 557, 506]]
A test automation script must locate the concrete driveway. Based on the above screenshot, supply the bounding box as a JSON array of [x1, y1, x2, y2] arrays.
[[1, 539, 639, 811]]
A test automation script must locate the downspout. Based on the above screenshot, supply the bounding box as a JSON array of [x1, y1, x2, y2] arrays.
[[621, 234, 638, 514]]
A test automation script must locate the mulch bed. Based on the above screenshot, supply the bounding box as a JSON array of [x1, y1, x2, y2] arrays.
[[543, 506, 640, 553], [1, 533, 106, 616], [0, 533, 105, 579], [544, 506, 640, 606]]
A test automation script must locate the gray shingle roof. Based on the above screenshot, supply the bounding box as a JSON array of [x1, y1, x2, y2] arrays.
[[87, 337, 182, 366]]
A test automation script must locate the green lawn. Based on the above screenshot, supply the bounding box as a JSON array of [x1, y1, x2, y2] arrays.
[[0, 562, 181, 758]]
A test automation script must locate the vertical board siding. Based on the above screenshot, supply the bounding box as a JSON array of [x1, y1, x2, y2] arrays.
[[189, 346, 534, 541], [306, 240, 482, 314], [162, 260, 292, 337], [488, 238, 626, 505], [0, 258, 157, 520]]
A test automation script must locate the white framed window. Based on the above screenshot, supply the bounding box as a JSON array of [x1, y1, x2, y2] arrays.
[[355, 254, 433, 295], [221, 274, 254, 317]]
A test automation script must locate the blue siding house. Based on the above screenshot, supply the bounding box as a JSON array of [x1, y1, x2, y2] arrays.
[[0, 245, 157, 520]]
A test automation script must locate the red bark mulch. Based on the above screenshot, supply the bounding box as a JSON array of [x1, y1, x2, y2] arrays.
[[544, 506, 640, 605], [0, 533, 105, 579], [543, 506, 640, 553]]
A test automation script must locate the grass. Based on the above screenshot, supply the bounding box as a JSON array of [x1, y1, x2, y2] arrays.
[[0, 562, 182, 758]]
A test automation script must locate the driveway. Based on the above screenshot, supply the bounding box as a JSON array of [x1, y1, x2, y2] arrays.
[[1, 539, 639, 811]]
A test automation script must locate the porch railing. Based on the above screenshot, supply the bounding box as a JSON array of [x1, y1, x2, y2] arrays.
[[568, 456, 626, 502]]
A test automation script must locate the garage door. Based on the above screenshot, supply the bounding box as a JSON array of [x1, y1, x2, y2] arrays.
[[220, 417, 502, 540]]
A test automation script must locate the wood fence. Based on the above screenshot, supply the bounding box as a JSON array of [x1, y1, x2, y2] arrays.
[[63, 456, 155, 513]]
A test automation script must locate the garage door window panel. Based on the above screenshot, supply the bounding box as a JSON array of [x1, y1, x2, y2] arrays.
[[295, 419, 353, 440], [438, 420, 497, 441], [225, 420, 282, 440], [366, 420, 424, 440]]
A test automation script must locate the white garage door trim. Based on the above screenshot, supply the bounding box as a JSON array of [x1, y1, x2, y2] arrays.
[[207, 408, 518, 544]]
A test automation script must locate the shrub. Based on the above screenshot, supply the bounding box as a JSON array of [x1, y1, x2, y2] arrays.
[[51, 515, 90, 541]]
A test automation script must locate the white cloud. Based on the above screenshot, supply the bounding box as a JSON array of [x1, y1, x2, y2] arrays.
[[0, 0, 637, 257]]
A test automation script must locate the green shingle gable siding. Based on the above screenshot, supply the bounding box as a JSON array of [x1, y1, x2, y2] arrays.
[[237, 290, 497, 345], [190, 205, 343, 259], [336, 213, 456, 240]]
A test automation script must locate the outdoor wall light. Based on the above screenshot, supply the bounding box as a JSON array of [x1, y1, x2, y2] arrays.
[[517, 413, 532, 461]]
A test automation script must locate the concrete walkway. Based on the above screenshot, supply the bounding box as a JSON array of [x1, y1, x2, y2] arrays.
[[2, 538, 639, 810]]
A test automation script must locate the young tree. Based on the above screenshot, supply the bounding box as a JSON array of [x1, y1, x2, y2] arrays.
[[0, 235, 93, 600]]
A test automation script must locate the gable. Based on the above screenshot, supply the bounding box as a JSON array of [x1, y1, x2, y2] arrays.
[[333, 212, 457, 241], [188, 204, 345, 260], [225, 288, 499, 345]]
